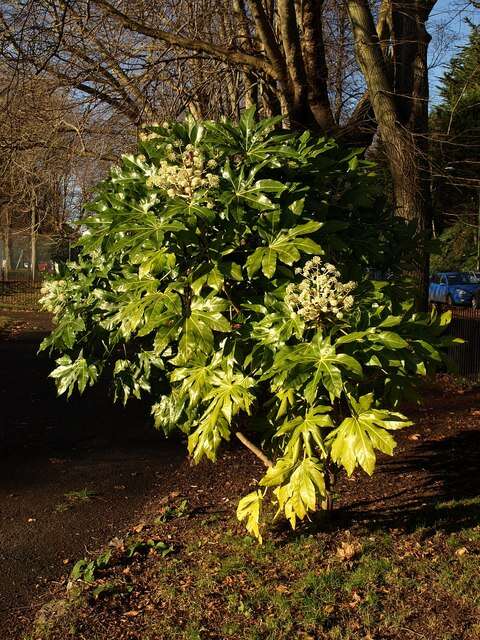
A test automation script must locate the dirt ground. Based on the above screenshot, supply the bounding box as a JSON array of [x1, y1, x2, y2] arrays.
[[1, 312, 480, 640], [0, 312, 185, 638]]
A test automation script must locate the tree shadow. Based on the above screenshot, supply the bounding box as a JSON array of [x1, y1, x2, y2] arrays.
[[329, 429, 480, 535]]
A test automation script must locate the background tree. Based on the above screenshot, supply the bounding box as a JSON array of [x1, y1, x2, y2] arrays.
[[430, 22, 480, 271], [0, 70, 130, 277], [1, 0, 471, 304]]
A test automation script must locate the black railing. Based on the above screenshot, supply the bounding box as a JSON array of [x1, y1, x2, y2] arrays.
[[0, 270, 44, 311], [443, 306, 480, 381]]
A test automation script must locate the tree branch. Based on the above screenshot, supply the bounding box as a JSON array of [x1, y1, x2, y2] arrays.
[[235, 431, 273, 468], [93, 0, 273, 76], [300, 0, 335, 130]]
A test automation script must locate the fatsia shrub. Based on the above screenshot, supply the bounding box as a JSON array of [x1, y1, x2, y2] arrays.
[[41, 109, 454, 541]]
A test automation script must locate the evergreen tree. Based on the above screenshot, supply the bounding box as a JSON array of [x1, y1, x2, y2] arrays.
[[430, 23, 480, 271]]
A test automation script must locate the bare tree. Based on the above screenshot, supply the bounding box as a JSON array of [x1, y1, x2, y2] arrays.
[[0, 70, 126, 277], [1, 0, 455, 304]]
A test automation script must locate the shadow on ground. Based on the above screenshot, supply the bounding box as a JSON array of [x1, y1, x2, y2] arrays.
[[0, 312, 184, 637]]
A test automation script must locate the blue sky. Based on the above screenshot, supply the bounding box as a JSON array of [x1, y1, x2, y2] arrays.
[[428, 0, 479, 103]]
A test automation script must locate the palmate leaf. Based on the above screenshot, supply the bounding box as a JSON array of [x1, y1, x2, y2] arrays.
[[202, 370, 256, 423], [40, 313, 86, 352], [50, 354, 98, 398], [267, 335, 363, 403], [250, 301, 305, 345], [222, 162, 287, 211], [179, 295, 231, 356], [188, 415, 231, 463], [170, 352, 223, 406], [187, 368, 256, 462], [275, 405, 333, 457], [152, 389, 191, 434], [112, 358, 151, 404], [237, 490, 264, 543], [328, 393, 412, 476], [273, 458, 326, 529], [103, 209, 187, 256], [133, 290, 182, 339], [246, 221, 324, 279]]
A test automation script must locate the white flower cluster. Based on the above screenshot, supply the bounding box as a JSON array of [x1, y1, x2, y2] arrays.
[[39, 279, 71, 315], [145, 143, 219, 199], [285, 257, 356, 324]]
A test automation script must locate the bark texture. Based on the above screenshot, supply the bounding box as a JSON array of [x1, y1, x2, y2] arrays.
[[347, 0, 435, 308]]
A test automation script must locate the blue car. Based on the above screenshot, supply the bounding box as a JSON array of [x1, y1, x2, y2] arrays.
[[429, 272, 480, 307]]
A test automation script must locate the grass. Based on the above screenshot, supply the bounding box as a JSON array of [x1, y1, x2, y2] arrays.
[[31, 495, 480, 640], [55, 488, 97, 513]]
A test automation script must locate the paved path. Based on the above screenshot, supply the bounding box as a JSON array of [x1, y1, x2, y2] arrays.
[[0, 313, 183, 638]]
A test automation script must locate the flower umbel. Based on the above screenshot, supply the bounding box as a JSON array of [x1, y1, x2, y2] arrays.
[[145, 144, 219, 199], [285, 257, 356, 324]]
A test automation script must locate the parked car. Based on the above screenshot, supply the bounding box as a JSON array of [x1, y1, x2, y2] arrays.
[[429, 272, 480, 307]]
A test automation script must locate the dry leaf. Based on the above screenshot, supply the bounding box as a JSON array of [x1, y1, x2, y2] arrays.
[[348, 591, 362, 608], [124, 610, 141, 617], [408, 433, 421, 441], [455, 547, 467, 557], [133, 523, 145, 533], [336, 540, 362, 561], [275, 584, 289, 593]]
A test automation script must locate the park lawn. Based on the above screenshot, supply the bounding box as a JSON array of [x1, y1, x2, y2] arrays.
[[29, 494, 480, 640], [28, 380, 480, 640]]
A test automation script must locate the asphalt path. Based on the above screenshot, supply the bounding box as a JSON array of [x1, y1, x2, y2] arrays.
[[0, 312, 183, 638]]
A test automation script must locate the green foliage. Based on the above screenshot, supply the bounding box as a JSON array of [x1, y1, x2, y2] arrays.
[[125, 538, 174, 558], [70, 549, 112, 585], [41, 108, 454, 540], [430, 24, 480, 257], [430, 217, 478, 272], [154, 498, 190, 524]]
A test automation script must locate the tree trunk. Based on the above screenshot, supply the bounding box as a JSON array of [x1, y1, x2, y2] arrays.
[[1, 209, 12, 276], [31, 208, 37, 282], [388, 135, 432, 309], [347, 0, 435, 309]]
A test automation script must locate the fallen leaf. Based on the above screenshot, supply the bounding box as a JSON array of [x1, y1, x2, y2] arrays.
[[336, 540, 362, 561], [347, 591, 362, 609], [133, 523, 145, 533], [109, 537, 125, 551], [124, 610, 141, 618], [455, 547, 467, 557], [408, 433, 421, 441], [275, 584, 289, 593]]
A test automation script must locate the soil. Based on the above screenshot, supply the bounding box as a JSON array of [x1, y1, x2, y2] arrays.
[[1, 312, 480, 639]]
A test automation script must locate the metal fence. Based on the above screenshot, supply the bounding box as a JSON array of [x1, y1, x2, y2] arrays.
[[444, 306, 480, 381], [0, 270, 44, 311], [1, 273, 479, 379]]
